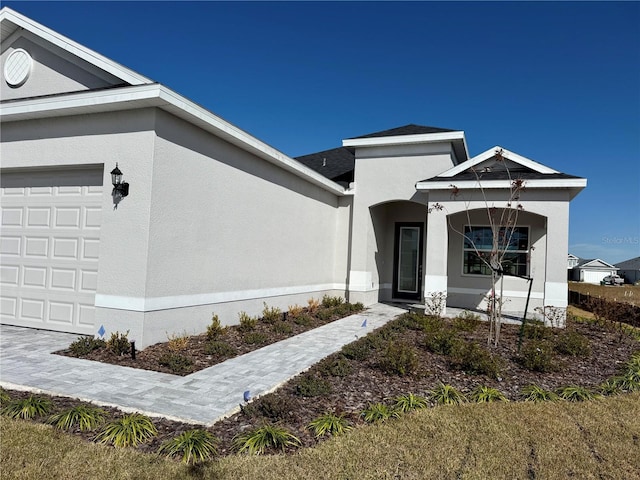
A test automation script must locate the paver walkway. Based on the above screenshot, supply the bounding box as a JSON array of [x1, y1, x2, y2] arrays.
[[0, 303, 405, 425]]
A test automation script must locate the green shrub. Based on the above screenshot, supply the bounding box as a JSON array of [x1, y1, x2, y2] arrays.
[[451, 342, 502, 379], [308, 412, 352, 437], [106, 330, 130, 356], [295, 374, 332, 397], [293, 313, 314, 326], [68, 336, 106, 356], [261, 303, 282, 324], [272, 321, 293, 335], [247, 395, 293, 422], [425, 327, 462, 356], [158, 353, 193, 374], [316, 308, 335, 321], [430, 383, 466, 405], [238, 312, 258, 332], [232, 424, 301, 455], [518, 340, 558, 372], [0, 388, 10, 406], [95, 413, 157, 448], [158, 429, 219, 464], [379, 341, 419, 376], [351, 302, 365, 312], [361, 403, 393, 423], [206, 314, 227, 340], [332, 303, 352, 316], [47, 405, 106, 431], [522, 321, 552, 341], [2, 395, 53, 420], [470, 385, 508, 403], [452, 311, 482, 332], [520, 385, 559, 402], [243, 332, 268, 345], [341, 336, 381, 361], [203, 340, 237, 358], [393, 393, 428, 414], [321, 295, 344, 308], [554, 330, 591, 357], [556, 385, 599, 402], [319, 356, 352, 377]]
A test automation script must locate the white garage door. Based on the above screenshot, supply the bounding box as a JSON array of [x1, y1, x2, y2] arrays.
[[1, 167, 103, 335], [582, 270, 607, 284]]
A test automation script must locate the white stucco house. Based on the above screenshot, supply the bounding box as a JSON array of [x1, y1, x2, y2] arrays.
[[0, 8, 587, 348], [569, 258, 618, 284]]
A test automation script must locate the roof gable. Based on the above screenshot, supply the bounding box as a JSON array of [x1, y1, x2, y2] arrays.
[[615, 256, 640, 270], [576, 258, 617, 269], [0, 7, 151, 100]]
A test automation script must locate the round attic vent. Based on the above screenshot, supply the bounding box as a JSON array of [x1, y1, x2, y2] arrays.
[[4, 49, 33, 87]]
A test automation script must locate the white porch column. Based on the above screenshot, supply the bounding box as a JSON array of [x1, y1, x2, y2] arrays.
[[543, 204, 569, 326], [424, 204, 448, 313]]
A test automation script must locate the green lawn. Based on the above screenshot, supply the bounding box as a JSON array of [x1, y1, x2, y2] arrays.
[[2, 393, 639, 480]]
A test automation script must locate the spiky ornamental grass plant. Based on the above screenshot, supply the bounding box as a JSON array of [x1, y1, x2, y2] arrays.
[[47, 405, 106, 431], [95, 413, 157, 448], [1, 395, 53, 420], [430, 383, 466, 405], [520, 385, 559, 402], [307, 413, 352, 438], [393, 393, 429, 414], [158, 429, 219, 464], [0, 388, 10, 406], [232, 424, 301, 455], [361, 403, 393, 423], [556, 386, 599, 402], [470, 385, 509, 403]]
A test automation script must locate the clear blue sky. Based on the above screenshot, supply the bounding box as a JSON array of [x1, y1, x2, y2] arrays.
[[5, 1, 640, 264]]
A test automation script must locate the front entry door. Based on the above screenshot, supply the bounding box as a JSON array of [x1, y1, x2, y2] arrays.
[[392, 223, 424, 301]]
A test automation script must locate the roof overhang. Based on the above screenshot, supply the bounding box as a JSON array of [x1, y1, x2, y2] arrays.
[[0, 7, 151, 85], [0, 84, 349, 196], [342, 130, 469, 164], [440, 146, 559, 177]]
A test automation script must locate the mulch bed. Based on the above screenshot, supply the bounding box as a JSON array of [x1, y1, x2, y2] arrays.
[[4, 311, 639, 459]]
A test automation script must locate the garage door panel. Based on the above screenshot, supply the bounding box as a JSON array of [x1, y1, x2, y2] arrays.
[[0, 167, 103, 335]]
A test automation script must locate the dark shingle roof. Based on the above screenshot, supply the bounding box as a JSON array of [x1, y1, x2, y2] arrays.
[[295, 147, 355, 186], [615, 257, 640, 270], [422, 170, 582, 183], [348, 124, 456, 139]]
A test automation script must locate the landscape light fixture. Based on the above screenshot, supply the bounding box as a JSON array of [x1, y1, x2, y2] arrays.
[[110, 163, 129, 198]]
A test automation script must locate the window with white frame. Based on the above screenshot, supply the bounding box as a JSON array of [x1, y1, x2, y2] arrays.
[[463, 226, 529, 276]]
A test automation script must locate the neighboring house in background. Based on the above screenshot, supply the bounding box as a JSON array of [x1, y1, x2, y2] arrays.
[[567, 254, 580, 270], [615, 257, 640, 285], [569, 258, 619, 284], [0, 8, 587, 348]]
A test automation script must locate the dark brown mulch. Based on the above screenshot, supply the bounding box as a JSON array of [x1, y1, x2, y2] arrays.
[[5, 312, 638, 459]]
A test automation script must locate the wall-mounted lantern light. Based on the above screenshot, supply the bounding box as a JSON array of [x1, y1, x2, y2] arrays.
[[110, 163, 129, 198]]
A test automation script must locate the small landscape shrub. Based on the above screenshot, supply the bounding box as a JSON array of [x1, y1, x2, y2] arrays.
[[232, 424, 301, 455], [238, 312, 258, 332], [554, 330, 591, 357], [452, 311, 482, 332], [307, 297, 320, 312], [295, 374, 332, 397], [287, 304, 304, 318], [261, 303, 282, 324], [272, 321, 293, 335], [332, 303, 352, 316], [246, 395, 293, 422], [379, 341, 419, 376], [95, 413, 157, 448], [48, 405, 106, 431], [68, 336, 106, 356], [425, 327, 461, 356], [1, 395, 53, 420], [341, 336, 381, 361], [243, 332, 268, 345], [518, 340, 559, 373], [470, 385, 508, 403], [106, 330, 130, 356], [522, 321, 552, 341], [158, 429, 219, 464], [430, 383, 466, 405], [308, 412, 352, 437], [393, 393, 428, 414], [451, 342, 502, 379], [167, 331, 190, 352], [520, 385, 559, 402], [293, 313, 314, 326], [0, 388, 10, 406], [361, 403, 393, 423], [556, 385, 599, 402], [316, 308, 335, 321], [319, 356, 352, 377], [206, 314, 227, 340], [351, 302, 365, 312], [321, 295, 344, 308], [204, 340, 237, 358], [158, 353, 193, 374]]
